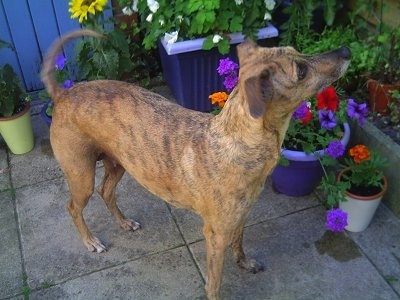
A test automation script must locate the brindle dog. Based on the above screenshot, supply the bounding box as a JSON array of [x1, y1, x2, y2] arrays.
[[41, 29, 350, 300]]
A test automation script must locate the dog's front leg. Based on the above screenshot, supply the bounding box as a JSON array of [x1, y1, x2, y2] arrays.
[[203, 223, 229, 300], [231, 224, 265, 273]]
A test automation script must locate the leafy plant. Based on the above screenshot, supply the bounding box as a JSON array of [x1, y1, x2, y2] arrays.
[[68, 0, 134, 81], [278, 0, 343, 48], [0, 39, 30, 118], [118, 0, 276, 55]]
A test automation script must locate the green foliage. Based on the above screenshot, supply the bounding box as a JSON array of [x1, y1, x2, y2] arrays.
[[75, 26, 133, 81], [0, 64, 29, 118], [125, 0, 276, 55], [279, 0, 342, 48], [71, 4, 134, 81]]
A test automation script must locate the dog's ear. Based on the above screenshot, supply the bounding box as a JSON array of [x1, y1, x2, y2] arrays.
[[244, 70, 273, 118]]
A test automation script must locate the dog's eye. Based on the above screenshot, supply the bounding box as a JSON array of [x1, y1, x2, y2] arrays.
[[296, 63, 308, 80]]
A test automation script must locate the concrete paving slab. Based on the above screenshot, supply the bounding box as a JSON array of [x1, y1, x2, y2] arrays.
[[0, 191, 24, 298], [30, 247, 204, 300], [9, 115, 63, 189], [349, 204, 400, 295], [189, 206, 398, 299], [15, 171, 184, 290], [0, 147, 10, 191]]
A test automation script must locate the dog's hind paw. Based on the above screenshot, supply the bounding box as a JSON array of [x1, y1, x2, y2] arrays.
[[120, 219, 141, 232], [84, 236, 107, 253], [237, 258, 265, 274]]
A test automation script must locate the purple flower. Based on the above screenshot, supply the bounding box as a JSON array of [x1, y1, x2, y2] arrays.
[[63, 79, 74, 89], [325, 140, 345, 158], [292, 102, 308, 119], [217, 58, 239, 76], [55, 54, 67, 70], [319, 110, 337, 130], [325, 209, 348, 232], [347, 99, 369, 126], [223, 73, 238, 92]]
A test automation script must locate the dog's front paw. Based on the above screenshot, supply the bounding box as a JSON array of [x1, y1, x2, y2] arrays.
[[120, 219, 141, 231], [237, 258, 265, 274], [84, 236, 107, 253]]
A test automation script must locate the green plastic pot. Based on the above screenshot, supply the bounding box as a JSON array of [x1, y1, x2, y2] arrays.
[[0, 104, 34, 154]]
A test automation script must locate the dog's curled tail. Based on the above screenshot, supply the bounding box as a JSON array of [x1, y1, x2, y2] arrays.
[[41, 29, 104, 100]]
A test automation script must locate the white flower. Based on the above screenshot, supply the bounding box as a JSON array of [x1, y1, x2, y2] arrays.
[[177, 15, 184, 23], [123, 0, 139, 14], [264, 12, 272, 21], [147, 0, 159, 13], [132, 0, 139, 12], [164, 31, 178, 44], [122, 6, 133, 16], [234, 0, 243, 4], [159, 19, 165, 26], [264, 0, 275, 11], [306, 101, 312, 108], [146, 13, 153, 22], [212, 34, 223, 44]]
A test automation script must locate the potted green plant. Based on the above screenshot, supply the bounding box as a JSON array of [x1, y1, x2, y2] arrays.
[[319, 144, 388, 233], [119, 0, 278, 111], [365, 25, 400, 114], [349, 0, 400, 114], [0, 63, 34, 154]]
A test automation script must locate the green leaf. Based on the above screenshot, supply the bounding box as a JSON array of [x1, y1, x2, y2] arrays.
[[217, 39, 230, 55], [202, 36, 215, 50]]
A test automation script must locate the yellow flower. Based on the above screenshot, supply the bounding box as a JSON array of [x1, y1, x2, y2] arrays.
[[69, 0, 107, 23]]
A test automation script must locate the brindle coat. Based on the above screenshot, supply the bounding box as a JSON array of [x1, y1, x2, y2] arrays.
[[41, 29, 350, 300]]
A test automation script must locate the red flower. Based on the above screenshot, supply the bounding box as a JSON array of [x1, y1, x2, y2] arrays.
[[301, 107, 313, 124], [316, 86, 339, 112]]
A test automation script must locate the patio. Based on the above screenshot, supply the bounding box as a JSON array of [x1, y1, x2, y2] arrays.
[[1, 86, 399, 299]]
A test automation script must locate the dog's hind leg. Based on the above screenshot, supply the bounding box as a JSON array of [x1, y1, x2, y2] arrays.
[[98, 157, 140, 232], [231, 224, 265, 273]]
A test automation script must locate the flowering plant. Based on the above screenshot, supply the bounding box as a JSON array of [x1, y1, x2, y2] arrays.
[[39, 54, 74, 117], [284, 86, 368, 157], [68, 0, 133, 80], [208, 57, 239, 114], [119, 0, 276, 54], [320, 144, 387, 233]]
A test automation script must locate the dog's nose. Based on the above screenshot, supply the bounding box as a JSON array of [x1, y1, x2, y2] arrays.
[[338, 46, 351, 60]]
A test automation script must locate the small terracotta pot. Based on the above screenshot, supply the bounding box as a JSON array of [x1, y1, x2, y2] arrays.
[[367, 79, 400, 114]]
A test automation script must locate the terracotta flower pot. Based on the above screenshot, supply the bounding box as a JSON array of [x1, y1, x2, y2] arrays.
[[367, 79, 400, 114], [338, 168, 388, 232]]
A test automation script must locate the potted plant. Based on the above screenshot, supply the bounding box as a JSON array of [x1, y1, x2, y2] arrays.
[[319, 144, 388, 233], [120, 0, 278, 111], [349, 0, 400, 114], [0, 63, 34, 154], [366, 25, 400, 114], [270, 86, 369, 196]]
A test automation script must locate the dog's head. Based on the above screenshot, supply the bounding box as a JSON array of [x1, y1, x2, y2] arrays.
[[237, 39, 351, 119]]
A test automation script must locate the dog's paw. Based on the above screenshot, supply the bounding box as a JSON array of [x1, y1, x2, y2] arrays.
[[120, 219, 141, 232], [237, 258, 265, 274], [84, 236, 107, 253]]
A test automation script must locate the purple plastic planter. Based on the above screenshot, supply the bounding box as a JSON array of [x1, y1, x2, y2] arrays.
[[158, 24, 279, 112], [271, 123, 350, 197]]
